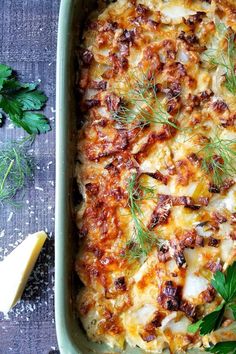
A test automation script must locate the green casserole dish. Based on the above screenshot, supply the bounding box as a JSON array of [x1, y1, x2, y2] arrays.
[[55, 1, 209, 353]]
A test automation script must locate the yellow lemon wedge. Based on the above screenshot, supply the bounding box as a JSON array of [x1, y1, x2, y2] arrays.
[[0, 231, 47, 313]]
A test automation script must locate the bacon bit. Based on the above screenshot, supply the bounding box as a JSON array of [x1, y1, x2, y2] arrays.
[[145, 170, 168, 185], [212, 212, 227, 224], [167, 97, 181, 116], [220, 114, 236, 127], [114, 276, 126, 291], [158, 281, 180, 311], [136, 3, 149, 16], [85, 183, 99, 195], [196, 235, 204, 247], [158, 244, 171, 263], [163, 82, 181, 99], [142, 45, 163, 78], [185, 94, 200, 112], [183, 12, 205, 27], [84, 99, 100, 109], [220, 179, 235, 193], [180, 229, 197, 249], [198, 89, 213, 101], [118, 29, 136, 45], [231, 213, 236, 223], [200, 286, 216, 303], [187, 153, 201, 165], [78, 226, 88, 238], [104, 162, 119, 176], [206, 260, 223, 273], [89, 80, 107, 91], [178, 31, 199, 45], [140, 333, 156, 342], [197, 197, 209, 206], [208, 184, 220, 193], [212, 100, 228, 113], [105, 92, 121, 112], [208, 237, 220, 247], [179, 300, 196, 318], [81, 49, 94, 66], [148, 196, 171, 229], [101, 21, 118, 32], [110, 53, 129, 74], [174, 250, 186, 268], [147, 19, 160, 30], [150, 312, 165, 328], [230, 231, 236, 240]]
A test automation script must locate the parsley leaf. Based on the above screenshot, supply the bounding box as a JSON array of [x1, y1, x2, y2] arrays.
[[188, 303, 225, 335], [0, 64, 50, 134], [20, 112, 50, 134], [212, 262, 236, 302], [0, 64, 12, 89], [205, 341, 236, 354], [188, 262, 236, 336], [228, 303, 236, 320]]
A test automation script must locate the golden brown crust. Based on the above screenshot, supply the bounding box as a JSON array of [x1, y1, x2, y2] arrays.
[[75, 0, 236, 352]]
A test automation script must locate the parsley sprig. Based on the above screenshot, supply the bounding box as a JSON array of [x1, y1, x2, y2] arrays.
[[188, 262, 236, 351], [0, 64, 50, 134]]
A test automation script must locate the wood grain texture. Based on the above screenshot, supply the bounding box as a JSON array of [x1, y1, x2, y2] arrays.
[[0, 1, 60, 353]]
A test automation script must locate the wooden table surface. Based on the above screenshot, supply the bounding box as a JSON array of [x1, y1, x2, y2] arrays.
[[0, 1, 60, 353]]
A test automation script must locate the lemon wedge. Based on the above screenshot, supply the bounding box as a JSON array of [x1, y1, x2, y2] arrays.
[[0, 231, 47, 313]]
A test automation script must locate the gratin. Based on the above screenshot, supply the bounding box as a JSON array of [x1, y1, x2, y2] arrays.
[[75, 0, 236, 352]]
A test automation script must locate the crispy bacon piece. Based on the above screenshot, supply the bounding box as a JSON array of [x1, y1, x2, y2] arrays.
[[145, 171, 168, 185], [158, 281, 180, 311], [212, 212, 227, 224], [174, 250, 186, 268], [212, 100, 228, 113], [209, 184, 220, 193], [180, 229, 197, 249], [114, 276, 126, 291], [89, 80, 107, 91], [200, 286, 216, 303], [81, 49, 94, 66], [179, 300, 196, 318], [85, 183, 99, 195], [220, 179, 235, 193], [118, 29, 136, 45], [100, 21, 118, 32], [196, 235, 204, 247], [183, 12, 205, 27], [84, 99, 100, 109], [206, 260, 223, 273], [148, 196, 172, 229], [158, 244, 171, 263], [198, 89, 213, 101], [178, 31, 199, 45], [136, 3, 149, 16], [208, 237, 220, 247], [220, 114, 236, 127], [105, 92, 121, 112]]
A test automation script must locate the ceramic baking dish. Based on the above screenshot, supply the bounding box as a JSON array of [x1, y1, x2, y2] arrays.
[[55, 1, 206, 353]]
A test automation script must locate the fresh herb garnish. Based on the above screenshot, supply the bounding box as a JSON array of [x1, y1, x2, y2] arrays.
[[113, 74, 178, 130], [203, 23, 236, 94], [205, 341, 236, 354], [188, 262, 236, 336], [0, 64, 50, 134], [0, 138, 33, 204], [126, 173, 158, 259], [198, 134, 236, 186]]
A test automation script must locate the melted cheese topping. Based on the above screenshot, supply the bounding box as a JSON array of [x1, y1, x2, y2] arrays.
[[75, 0, 236, 352]]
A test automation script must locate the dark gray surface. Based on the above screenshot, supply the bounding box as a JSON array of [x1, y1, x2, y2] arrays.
[[0, 1, 60, 353]]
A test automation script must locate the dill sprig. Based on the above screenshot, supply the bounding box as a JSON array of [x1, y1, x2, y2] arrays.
[[0, 137, 33, 204], [126, 173, 158, 259], [203, 23, 236, 94], [112, 74, 178, 130], [199, 134, 236, 186]]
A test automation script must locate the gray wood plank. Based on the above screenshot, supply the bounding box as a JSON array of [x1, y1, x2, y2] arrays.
[[0, 1, 60, 353]]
